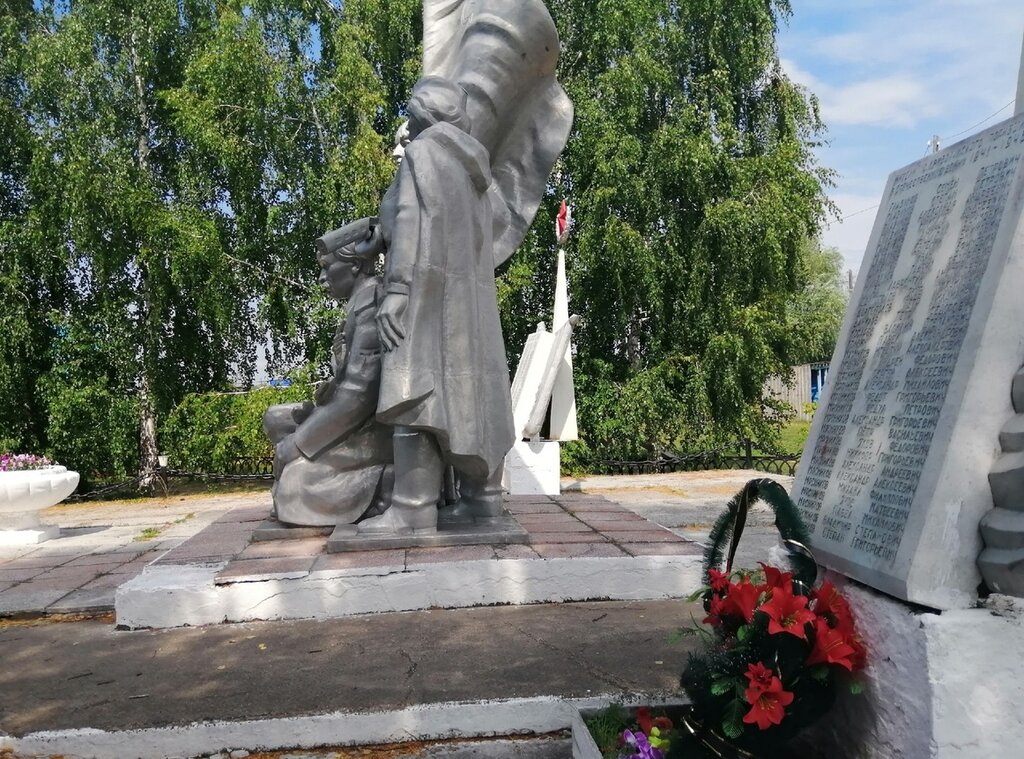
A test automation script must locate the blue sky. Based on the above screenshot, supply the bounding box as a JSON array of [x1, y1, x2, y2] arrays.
[[777, 0, 1023, 275]]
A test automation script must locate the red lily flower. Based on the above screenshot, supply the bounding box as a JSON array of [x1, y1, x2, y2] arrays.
[[742, 678, 794, 730], [758, 562, 793, 592], [807, 617, 858, 671], [744, 662, 776, 695], [708, 568, 731, 593], [721, 579, 761, 623], [637, 707, 673, 733], [847, 632, 868, 672], [813, 581, 854, 630], [758, 586, 815, 639], [703, 595, 728, 626], [636, 707, 653, 734], [652, 716, 673, 731]]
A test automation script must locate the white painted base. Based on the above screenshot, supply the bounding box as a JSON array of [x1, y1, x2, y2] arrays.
[[115, 554, 703, 629], [504, 440, 561, 496], [0, 696, 642, 759], [0, 524, 60, 546], [800, 575, 1024, 758]]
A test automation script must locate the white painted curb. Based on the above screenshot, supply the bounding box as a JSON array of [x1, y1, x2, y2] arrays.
[[0, 695, 684, 759], [116, 555, 704, 629]]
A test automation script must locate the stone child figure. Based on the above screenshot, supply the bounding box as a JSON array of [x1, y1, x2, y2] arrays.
[[262, 219, 393, 526], [356, 76, 515, 534]]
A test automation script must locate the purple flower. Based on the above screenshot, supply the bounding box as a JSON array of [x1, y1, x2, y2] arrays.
[[621, 729, 664, 759], [0, 453, 55, 472]]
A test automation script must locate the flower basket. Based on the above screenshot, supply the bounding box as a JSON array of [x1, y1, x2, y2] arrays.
[[0, 456, 80, 532], [678, 479, 865, 755], [579, 480, 865, 759]]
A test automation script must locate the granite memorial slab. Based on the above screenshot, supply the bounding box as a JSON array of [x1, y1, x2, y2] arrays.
[[792, 111, 1024, 609]]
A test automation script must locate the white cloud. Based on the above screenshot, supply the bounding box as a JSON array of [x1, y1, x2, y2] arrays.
[[783, 58, 942, 128], [784, 1, 1021, 131], [825, 76, 940, 128], [780, 1, 1023, 270]]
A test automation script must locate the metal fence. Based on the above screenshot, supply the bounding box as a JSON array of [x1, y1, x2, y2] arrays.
[[593, 441, 801, 477], [165, 457, 275, 481], [70, 445, 799, 502], [163, 447, 802, 480]]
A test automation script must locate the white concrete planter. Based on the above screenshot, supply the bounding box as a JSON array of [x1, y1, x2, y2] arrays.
[[0, 465, 79, 544]]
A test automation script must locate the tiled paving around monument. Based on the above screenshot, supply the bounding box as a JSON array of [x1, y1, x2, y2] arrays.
[[155, 493, 704, 587], [1, 479, 738, 619], [0, 494, 242, 616]]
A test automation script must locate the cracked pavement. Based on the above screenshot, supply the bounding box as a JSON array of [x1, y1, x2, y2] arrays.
[[0, 599, 700, 738]]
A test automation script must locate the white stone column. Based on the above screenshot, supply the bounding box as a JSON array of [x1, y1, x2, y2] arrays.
[[1017, 30, 1024, 117]]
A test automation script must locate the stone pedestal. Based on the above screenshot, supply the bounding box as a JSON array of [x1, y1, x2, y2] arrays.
[[0, 524, 61, 546], [503, 440, 561, 496], [801, 575, 1024, 758]]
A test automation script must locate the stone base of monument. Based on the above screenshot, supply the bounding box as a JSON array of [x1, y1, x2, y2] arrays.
[[0, 524, 61, 546], [251, 519, 334, 542], [504, 440, 562, 496], [114, 494, 704, 629], [325, 510, 529, 552], [798, 573, 1024, 758]]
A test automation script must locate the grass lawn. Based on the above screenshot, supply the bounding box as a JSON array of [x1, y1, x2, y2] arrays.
[[778, 420, 812, 455]]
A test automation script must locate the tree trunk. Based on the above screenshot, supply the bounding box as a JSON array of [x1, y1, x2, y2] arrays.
[[129, 22, 159, 490]]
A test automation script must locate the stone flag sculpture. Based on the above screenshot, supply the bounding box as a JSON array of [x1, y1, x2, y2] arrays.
[[265, 0, 573, 539]]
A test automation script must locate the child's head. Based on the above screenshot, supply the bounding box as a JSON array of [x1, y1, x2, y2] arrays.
[[318, 239, 375, 300]]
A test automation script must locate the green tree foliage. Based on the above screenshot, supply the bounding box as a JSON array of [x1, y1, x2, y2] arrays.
[[786, 243, 849, 365], [161, 381, 313, 473], [503, 0, 834, 461], [1, 1, 419, 481], [0, 1, 51, 454], [2, 0, 833, 479]]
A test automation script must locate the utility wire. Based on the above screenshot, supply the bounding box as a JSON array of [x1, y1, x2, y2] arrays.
[[838, 99, 1017, 222], [938, 100, 1015, 144], [841, 204, 879, 222]]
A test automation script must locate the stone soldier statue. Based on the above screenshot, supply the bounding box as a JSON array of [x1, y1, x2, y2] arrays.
[[265, 0, 572, 535], [358, 0, 573, 535]]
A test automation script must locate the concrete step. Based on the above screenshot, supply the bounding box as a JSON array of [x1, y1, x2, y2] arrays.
[[988, 451, 1024, 511], [1000, 414, 1024, 453], [1013, 367, 1024, 414], [978, 546, 1024, 596], [979, 508, 1024, 549]]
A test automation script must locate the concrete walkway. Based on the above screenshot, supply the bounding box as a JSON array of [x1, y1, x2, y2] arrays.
[[0, 493, 259, 616]]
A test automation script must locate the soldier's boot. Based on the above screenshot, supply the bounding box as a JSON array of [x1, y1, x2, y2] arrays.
[[358, 429, 441, 534]]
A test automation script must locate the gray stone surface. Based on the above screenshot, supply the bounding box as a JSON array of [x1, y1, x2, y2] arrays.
[[999, 413, 1024, 452], [792, 111, 1024, 609], [1014, 367, 1024, 413], [0, 599, 696, 736], [981, 368, 1024, 594], [988, 451, 1024, 512], [326, 513, 529, 553], [251, 520, 333, 543], [980, 507, 1024, 549], [978, 547, 1024, 594]]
